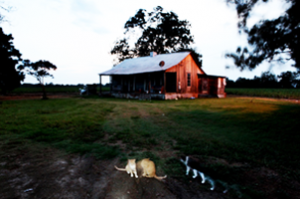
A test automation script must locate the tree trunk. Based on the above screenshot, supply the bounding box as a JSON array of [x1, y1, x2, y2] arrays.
[[40, 83, 48, 100]]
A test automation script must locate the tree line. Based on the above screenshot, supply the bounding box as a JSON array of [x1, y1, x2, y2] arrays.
[[20, 83, 110, 87], [0, 27, 56, 99], [227, 71, 300, 88]]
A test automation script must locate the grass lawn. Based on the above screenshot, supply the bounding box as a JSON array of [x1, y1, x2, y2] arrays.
[[226, 88, 300, 99], [1, 96, 299, 198]]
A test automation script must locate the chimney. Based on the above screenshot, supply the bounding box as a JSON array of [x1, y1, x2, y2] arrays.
[[150, 52, 157, 57]]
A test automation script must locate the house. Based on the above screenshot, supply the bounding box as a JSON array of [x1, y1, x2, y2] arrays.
[[99, 51, 226, 100]]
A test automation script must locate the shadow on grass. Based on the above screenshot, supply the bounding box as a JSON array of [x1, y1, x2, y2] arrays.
[[0, 98, 119, 159], [163, 101, 300, 181]]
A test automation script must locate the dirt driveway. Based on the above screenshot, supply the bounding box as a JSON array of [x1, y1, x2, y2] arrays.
[[0, 145, 228, 199], [2, 143, 300, 199]]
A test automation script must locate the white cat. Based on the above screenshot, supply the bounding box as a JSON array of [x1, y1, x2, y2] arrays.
[[115, 159, 138, 178]]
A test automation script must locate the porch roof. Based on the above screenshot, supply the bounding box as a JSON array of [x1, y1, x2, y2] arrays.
[[100, 52, 190, 75]]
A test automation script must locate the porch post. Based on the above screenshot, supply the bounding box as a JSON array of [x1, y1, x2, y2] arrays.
[[133, 75, 136, 91], [99, 75, 102, 95], [110, 76, 112, 94], [149, 73, 151, 93], [128, 77, 130, 92], [164, 72, 166, 94]]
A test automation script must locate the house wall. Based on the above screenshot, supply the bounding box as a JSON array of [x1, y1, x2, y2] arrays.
[[165, 54, 204, 94], [217, 77, 226, 98], [198, 76, 226, 98]]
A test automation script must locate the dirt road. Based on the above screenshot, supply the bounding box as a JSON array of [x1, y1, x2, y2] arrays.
[[0, 147, 228, 199]]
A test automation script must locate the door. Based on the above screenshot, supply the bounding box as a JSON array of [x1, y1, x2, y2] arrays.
[[166, 72, 177, 92], [198, 78, 208, 93]]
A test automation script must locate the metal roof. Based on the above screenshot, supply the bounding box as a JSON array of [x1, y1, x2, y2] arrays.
[[100, 52, 191, 75], [198, 74, 226, 78]]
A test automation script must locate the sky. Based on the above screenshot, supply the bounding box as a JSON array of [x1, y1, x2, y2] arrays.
[[1, 0, 295, 85]]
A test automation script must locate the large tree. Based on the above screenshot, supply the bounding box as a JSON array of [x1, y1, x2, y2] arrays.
[[19, 60, 57, 99], [226, 0, 299, 72], [0, 27, 24, 94], [277, 71, 299, 88], [111, 6, 202, 66]]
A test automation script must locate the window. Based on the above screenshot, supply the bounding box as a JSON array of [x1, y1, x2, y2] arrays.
[[187, 73, 191, 86]]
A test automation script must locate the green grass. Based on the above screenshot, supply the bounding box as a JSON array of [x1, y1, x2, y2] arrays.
[[0, 97, 300, 197], [0, 98, 119, 159], [2, 97, 298, 170], [226, 88, 300, 99]]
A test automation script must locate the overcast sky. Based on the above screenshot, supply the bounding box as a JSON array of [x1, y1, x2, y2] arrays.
[[1, 0, 294, 85]]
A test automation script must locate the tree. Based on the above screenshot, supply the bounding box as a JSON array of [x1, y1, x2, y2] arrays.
[[227, 72, 281, 88], [18, 60, 57, 99], [0, 27, 25, 94], [260, 71, 278, 88], [111, 6, 202, 65], [226, 0, 300, 72], [277, 71, 299, 88]]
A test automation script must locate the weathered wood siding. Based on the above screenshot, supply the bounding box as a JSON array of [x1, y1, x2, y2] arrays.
[[198, 76, 226, 98], [165, 54, 204, 93], [217, 77, 226, 98]]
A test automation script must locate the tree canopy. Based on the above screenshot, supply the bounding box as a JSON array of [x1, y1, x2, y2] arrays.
[[18, 60, 57, 99], [226, 0, 299, 72], [111, 6, 202, 66], [0, 27, 24, 94]]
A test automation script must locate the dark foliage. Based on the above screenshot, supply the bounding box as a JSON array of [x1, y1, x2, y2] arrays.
[[226, 0, 300, 71], [278, 71, 299, 88], [227, 71, 300, 88], [111, 6, 201, 66], [18, 60, 57, 99], [0, 27, 24, 94]]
